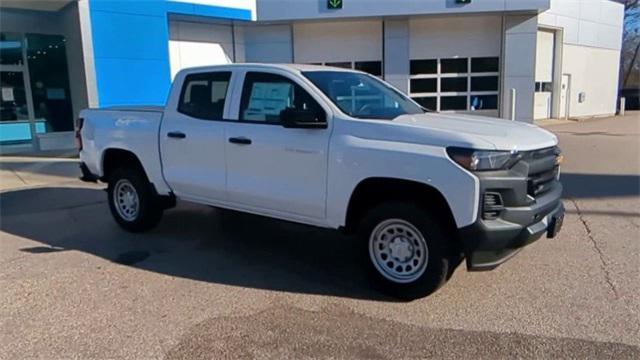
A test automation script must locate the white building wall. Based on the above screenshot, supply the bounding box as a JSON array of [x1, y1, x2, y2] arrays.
[[256, 0, 549, 21], [562, 45, 621, 117], [502, 15, 539, 122], [534, 30, 555, 119], [292, 20, 382, 64], [539, 0, 624, 118], [168, 20, 234, 79], [409, 15, 502, 59], [243, 24, 292, 63], [384, 19, 410, 93]]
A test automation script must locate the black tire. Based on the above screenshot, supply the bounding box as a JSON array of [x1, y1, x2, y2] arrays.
[[358, 202, 450, 300], [107, 168, 163, 232]]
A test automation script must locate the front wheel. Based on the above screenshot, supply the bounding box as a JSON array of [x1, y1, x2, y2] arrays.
[[359, 202, 450, 300], [107, 168, 163, 232]]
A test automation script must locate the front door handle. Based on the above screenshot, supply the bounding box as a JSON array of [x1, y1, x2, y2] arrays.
[[167, 131, 186, 139], [228, 137, 252, 145]]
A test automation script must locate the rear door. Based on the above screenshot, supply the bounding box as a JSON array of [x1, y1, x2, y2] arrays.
[[160, 70, 232, 202], [225, 70, 331, 220]]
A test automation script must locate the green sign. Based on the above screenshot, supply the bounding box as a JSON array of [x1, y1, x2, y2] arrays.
[[328, 0, 342, 9]]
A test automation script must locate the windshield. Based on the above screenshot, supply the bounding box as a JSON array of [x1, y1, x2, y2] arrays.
[[302, 71, 425, 120]]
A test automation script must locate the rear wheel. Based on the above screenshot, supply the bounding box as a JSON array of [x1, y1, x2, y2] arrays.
[[107, 168, 163, 232], [359, 202, 450, 300]]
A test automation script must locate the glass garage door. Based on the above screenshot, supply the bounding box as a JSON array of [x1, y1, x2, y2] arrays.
[[409, 57, 500, 114]]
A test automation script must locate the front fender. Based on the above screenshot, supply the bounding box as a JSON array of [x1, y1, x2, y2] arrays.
[[326, 135, 479, 229]]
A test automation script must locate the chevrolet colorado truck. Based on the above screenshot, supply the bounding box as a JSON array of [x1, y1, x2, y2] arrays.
[[78, 64, 564, 299]]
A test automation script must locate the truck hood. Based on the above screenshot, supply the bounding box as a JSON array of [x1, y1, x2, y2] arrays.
[[394, 113, 558, 151]]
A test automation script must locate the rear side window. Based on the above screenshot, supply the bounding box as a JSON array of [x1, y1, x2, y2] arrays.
[[178, 72, 231, 120], [239, 72, 324, 124]]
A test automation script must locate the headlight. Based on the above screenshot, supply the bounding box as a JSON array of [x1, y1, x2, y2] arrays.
[[447, 147, 521, 172]]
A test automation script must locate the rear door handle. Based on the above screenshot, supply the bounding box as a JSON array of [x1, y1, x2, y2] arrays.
[[167, 131, 186, 139], [228, 137, 252, 145]]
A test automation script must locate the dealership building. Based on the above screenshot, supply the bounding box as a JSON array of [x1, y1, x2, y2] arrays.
[[0, 0, 624, 152]]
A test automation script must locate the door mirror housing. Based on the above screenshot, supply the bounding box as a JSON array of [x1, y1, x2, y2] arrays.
[[280, 108, 327, 129]]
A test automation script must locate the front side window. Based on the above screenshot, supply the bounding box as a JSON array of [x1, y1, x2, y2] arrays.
[[239, 72, 324, 124], [178, 72, 231, 120], [303, 71, 424, 120]]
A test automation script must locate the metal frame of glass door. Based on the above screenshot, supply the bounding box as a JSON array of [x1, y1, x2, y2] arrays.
[[0, 33, 39, 150]]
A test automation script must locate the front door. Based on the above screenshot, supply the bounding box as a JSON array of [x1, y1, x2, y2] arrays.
[[0, 69, 32, 143], [559, 74, 571, 119], [1, 32, 34, 146], [225, 71, 330, 220], [160, 71, 232, 202]]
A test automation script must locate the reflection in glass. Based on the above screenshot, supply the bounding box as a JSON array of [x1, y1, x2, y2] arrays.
[[325, 62, 352, 69], [471, 57, 499, 73], [26, 34, 73, 132], [441, 96, 467, 110], [441, 77, 468, 92], [354, 61, 382, 77], [410, 59, 437, 75], [0, 71, 29, 121], [410, 78, 437, 93], [0, 33, 23, 65], [471, 95, 498, 110], [471, 76, 499, 92], [412, 96, 437, 111], [441, 58, 468, 74]]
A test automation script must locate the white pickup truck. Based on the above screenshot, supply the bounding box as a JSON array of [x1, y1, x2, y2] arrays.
[[78, 64, 564, 298]]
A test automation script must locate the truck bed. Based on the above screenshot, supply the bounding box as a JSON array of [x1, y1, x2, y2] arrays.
[[98, 105, 165, 113], [79, 106, 171, 195]]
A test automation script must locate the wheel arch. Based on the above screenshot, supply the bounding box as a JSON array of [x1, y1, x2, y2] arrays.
[[343, 177, 458, 237], [100, 148, 148, 182]]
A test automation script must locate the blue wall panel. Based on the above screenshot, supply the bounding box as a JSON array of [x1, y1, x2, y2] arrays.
[[89, 0, 252, 107]]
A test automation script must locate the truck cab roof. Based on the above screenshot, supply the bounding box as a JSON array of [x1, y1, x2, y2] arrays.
[[175, 63, 360, 77]]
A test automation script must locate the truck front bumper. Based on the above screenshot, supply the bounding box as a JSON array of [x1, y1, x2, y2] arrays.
[[459, 167, 565, 271]]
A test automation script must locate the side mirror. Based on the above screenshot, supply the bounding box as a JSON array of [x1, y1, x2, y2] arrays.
[[281, 108, 327, 129]]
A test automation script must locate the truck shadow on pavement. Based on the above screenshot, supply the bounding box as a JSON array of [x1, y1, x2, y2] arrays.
[[560, 173, 640, 199], [2, 172, 637, 301], [0, 186, 395, 301]]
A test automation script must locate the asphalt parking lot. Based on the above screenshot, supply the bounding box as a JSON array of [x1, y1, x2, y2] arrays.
[[1, 114, 639, 359]]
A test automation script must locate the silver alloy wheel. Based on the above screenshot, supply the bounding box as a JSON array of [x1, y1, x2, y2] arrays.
[[369, 219, 429, 284], [113, 179, 140, 222]]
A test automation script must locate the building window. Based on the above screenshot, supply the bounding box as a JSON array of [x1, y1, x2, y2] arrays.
[[441, 77, 468, 92], [354, 61, 382, 77], [309, 61, 383, 77], [413, 96, 437, 110], [441, 58, 468, 74], [471, 76, 499, 92], [441, 96, 467, 111], [410, 78, 437, 93], [410, 59, 437, 75], [471, 95, 498, 111], [471, 57, 499, 73], [325, 61, 352, 69], [409, 57, 500, 112], [535, 82, 553, 93]]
